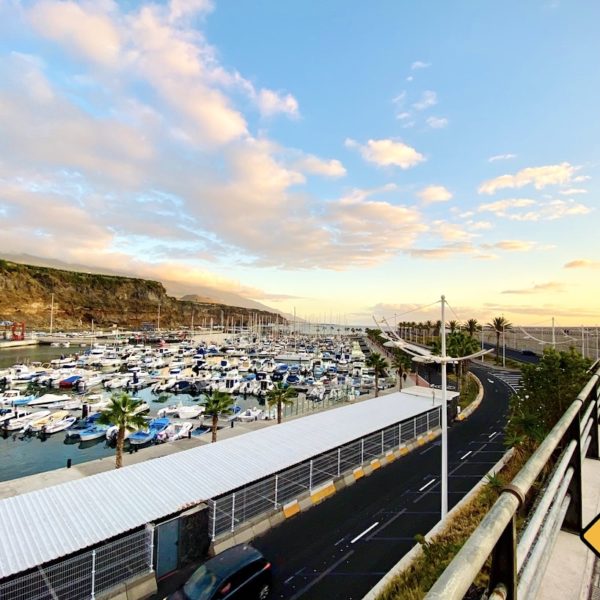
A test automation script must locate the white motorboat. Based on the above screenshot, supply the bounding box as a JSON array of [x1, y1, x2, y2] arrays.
[[157, 403, 204, 419], [157, 422, 193, 442], [0, 407, 33, 427], [237, 407, 263, 422], [78, 424, 109, 441], [0, 389, 34, 407], [104, 375, 129, 390], [3, 410, 50, 431], [28, 410, 70, 433], [218, 371, 241, 394], [27, 393, 71, 407], [43, 415, 77, 434]]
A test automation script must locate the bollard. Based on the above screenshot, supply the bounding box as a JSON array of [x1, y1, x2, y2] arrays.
[[67, 458, 72, 469]]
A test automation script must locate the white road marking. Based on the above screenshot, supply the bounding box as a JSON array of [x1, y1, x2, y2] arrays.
[[488, 431, 497, 438], [351, 522, 380, 544], [487, 378, 494, 383], [419, 478, 436, 492], [461, 450, 472, 460]]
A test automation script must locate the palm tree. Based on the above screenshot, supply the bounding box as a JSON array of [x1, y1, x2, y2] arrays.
[[464, 318, 480, 338], [487, 316, 513, 364], [266, 382, 296, 424], [431, 331, 480, 390], [391, 350, 412, 390], [447, 320, 460, 334], [203, 391, 234, 443], [366, 352, 389, 397], [98, 392, 148, 469]]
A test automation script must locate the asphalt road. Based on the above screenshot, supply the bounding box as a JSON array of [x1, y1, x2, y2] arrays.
[[482, 342, 539, 364], [252, 366, 511, 599]]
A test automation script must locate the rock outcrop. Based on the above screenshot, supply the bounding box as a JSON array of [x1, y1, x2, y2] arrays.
[[0, 260, 283, 330]]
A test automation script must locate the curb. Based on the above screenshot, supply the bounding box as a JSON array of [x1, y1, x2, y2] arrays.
[[362, 448, 515, 600]]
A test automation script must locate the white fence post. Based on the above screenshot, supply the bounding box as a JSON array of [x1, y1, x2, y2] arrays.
[[147, 523, 155, 572], [381, 430, 384, 453], [211, 500, 217, 540], [337, 448, 341, 477], [274, 474, 279, 508], [231, 493, 236, 532], [91, 549, 96, 600], [309, 460, 313, 490], [361, 438, 364, 463]]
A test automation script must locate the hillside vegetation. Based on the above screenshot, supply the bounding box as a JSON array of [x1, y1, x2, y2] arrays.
[[0, 260, 282, 330]]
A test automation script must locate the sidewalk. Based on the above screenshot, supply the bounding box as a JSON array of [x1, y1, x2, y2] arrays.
[[536, 455, 600, 600]]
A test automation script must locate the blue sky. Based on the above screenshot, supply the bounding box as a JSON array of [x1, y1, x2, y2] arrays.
[[0, 0, 599, 325]]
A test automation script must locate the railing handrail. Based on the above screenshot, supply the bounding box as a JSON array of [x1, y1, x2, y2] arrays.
[[425, 367, 600, 600]]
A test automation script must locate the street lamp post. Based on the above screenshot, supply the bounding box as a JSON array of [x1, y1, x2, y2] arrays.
[[379, 295, 492, 521], [440, 295, 448, 517]]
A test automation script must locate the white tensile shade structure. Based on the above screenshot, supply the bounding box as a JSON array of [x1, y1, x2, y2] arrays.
[[378, 295, 492, 519]]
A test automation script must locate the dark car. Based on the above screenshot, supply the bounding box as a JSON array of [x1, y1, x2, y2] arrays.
[[521, 349, 537, 356], [168, 545, 272, 600]]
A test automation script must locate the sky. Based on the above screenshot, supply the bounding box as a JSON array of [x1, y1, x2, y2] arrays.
[[0, 0, 599, 326]]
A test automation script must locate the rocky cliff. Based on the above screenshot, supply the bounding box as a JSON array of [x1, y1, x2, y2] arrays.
[[0, 260, 284, 331]]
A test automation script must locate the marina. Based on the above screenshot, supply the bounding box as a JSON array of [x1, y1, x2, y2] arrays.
[[0, 331, 383, 483]]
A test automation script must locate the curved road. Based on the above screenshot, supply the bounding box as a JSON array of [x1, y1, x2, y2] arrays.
[[252, 366, 512, 599]]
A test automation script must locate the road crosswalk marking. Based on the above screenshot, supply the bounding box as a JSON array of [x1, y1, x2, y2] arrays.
[[488, 371, 522, 393]]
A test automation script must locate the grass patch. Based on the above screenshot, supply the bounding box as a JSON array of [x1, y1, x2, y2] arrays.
[[457, 374, 479, 410], [377, 450, 528, 600]]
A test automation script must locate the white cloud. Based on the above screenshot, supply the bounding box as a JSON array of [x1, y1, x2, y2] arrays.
[[418, 185, 452, 204], [431, 221, 474, 242], [478, 198, 537, 216], [559, 188, 587, 195], [488, 153, 517, 162], [478, 162, 578, 195], [411, 61, 431, 70], [501, 282, 565, 295], [294, 155, 346, 178], [466, 220, 493, 231], [408, 242, 475, 259], [257, 89, 299, 118], [28, 0, 122, 66], [477, 197, 591, 221], [345, 138, 425, 169], [168, 0, 214, 22], [564, 259, 600, 269], [485, 240, 536, 252], [413, 90, 437, 111], [426, 116, 448, 129]]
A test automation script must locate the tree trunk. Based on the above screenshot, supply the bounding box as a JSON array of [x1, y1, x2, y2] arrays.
[[116, 426, 125, 469], [212, 414, 218, 443], [277, 401, 282, 424], [375, 373, 379, 397]]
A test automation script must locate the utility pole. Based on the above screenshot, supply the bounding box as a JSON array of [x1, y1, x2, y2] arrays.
[[440, 295, 448, 518]]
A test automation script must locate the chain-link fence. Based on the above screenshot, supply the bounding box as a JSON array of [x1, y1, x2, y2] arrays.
[[0, 528, 152, 600], [209, 407, 441, 539]]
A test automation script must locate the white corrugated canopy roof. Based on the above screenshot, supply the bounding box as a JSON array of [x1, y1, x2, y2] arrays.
[[0, 392, 435, 579]]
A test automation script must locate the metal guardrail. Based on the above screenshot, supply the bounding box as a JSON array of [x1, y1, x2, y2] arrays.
[[0, 528, 152, 600], [209, 407, 440, 539], [425, 366, 600, 600]]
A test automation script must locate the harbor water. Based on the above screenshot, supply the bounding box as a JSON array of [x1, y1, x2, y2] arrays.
[[0, 345, 266, 482]]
